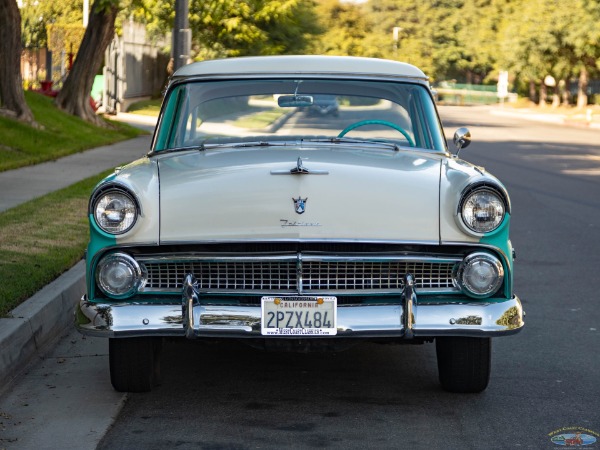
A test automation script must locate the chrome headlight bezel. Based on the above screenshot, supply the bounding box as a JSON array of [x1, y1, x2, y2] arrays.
[[90, 184, 139, 235], [454, 252, 504, 298], [95, 252, 146, 299], [458, 183, 508, 235]]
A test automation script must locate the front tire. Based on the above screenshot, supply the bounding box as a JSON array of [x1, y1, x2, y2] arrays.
[[436, 337, 491, 393], [109, 337, 162, 392]]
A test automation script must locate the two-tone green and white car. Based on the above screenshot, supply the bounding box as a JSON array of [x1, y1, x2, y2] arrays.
[[76, 55, 524, 393]]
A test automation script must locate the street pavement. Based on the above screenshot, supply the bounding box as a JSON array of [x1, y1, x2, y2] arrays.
[[0, 106, 598, 449]]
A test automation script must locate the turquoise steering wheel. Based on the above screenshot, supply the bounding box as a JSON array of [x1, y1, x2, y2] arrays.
[[338, 120, 415, 147]]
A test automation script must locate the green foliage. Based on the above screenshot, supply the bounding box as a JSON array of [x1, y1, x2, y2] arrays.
[[0, 91, 143, 172], [311, 0, 378, 57], [19, 0, 600, 104], [20, 0, 83, 49], [0, 171, 111, 317], [127, 98, 163, 116], [129, 0, 322, 59]]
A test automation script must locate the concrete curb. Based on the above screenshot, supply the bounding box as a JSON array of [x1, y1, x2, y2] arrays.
[[0, 260, 85, 393]]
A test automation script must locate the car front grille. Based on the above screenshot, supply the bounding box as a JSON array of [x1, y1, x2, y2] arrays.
[[138, 254, 460, 295]]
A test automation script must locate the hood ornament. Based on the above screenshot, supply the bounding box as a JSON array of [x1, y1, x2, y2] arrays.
[[292, 157, 309, 174], [293, 197, 307, 214], [271, 157, 329, 175]]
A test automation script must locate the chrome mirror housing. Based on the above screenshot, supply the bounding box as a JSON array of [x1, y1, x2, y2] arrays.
[[453, 127, 471, 156]]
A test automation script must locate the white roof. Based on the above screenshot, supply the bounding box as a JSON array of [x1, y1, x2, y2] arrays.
[[173, 55, 428, 81]]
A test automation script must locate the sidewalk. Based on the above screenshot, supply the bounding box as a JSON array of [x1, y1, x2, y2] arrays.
[[0, 134, 152, 212], [490, 106, 600, 130], [0, 115, 155, 392]]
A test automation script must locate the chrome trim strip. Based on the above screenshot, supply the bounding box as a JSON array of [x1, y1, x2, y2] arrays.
[[76, 295, 524, 339], [154, 239, 443, 246], [139, 287, 458, 296], [136, 253, 463, 264], [297, 253, 304, 295]]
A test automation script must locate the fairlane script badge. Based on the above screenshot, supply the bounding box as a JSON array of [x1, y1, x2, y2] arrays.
[[280, 219, 321, 227], [293, 197, 308, 214]]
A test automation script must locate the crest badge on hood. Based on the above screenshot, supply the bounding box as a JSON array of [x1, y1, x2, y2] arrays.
[[293, 197, 307, 214]]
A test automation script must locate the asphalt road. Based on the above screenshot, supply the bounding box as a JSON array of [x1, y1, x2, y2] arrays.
[[1, 106, 598, 450]]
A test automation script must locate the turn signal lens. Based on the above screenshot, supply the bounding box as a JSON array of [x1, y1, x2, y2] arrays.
[[96, 253, 144, 298], [456, 253, 504, 298]]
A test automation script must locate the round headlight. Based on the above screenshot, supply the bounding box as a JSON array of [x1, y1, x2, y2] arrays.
[[461, 188, 505, 233], [96, 253, 145, 298], [456, 253, 504, 297], [93, 189, 138, 234]]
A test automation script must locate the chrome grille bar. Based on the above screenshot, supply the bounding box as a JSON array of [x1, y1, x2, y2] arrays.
[[138, 254, 460, 294]]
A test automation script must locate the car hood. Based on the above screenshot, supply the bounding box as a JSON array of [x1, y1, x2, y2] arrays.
[[157, 146, 443, 243]]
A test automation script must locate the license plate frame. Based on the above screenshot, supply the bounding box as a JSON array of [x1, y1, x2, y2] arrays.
[[261, 296, 337, 336]]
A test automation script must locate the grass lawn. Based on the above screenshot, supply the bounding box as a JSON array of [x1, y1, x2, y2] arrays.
[[0, 91, 144, 172], [0, 171, 110, 317], [127, 98, 162, 116], [233, 108, 287, 129], [126, 99, 289, 129]]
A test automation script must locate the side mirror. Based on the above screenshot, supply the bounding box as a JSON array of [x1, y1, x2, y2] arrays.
[[453, 127, 471, 156]]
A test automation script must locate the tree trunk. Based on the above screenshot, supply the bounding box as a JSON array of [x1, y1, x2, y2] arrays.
[[560, 79, 570, 106], [539, 83, 547, 107], [576, 67, 588, 108], [551, 88, 560, 108], [55, 0, 119, 125], [0, 0, 35, 123], [528, 80, 537, 103]]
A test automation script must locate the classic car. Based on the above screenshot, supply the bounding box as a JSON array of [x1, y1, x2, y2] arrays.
[[76, 55, 524, 393]]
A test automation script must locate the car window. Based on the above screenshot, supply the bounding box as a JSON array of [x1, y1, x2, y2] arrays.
[[154, 78, 446, 152]]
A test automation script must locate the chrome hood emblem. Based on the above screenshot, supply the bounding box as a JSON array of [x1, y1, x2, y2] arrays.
[[293, 197, 307, 214], [271, 157, 329, 175]]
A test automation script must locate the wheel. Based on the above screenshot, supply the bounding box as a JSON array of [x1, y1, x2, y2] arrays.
[[435, 337, 491, 393], [109, 337, 163, 392], [337, 119, 415, 146]]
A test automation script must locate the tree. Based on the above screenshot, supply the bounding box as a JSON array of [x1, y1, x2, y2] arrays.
[[498, 0, 562, 104], [54, 0, 119, 124], [0, 0, 35, 123], [565, 0, 600, 107], [312, 0, 376, 57], [133, 0, 321, 61], [20, 0, 83, 50]]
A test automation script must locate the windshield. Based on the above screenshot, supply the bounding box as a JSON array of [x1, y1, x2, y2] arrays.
[[153, 78, 446, 152]]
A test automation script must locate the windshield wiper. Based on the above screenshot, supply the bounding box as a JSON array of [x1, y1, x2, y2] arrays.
[[306, 137, 401, 151], [203, 141, 291, 149]]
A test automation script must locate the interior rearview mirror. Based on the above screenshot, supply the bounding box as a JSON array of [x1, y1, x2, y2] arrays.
[[277, 95, 314, 108]]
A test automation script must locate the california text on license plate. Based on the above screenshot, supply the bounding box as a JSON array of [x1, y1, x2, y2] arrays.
[[261, 296, 337, 336]]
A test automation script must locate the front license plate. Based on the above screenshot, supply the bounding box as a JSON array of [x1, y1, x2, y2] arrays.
[[261, 296, 337, 336]]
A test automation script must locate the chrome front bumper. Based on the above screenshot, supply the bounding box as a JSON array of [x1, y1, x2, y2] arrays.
[[76, 275, 524, 339]]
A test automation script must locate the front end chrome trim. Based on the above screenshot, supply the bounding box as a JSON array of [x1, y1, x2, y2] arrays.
[[135, 252, 463, 295], [76, 295, 524, 339], [402, 273, 417, 339], [182, 274, 198, 339]]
